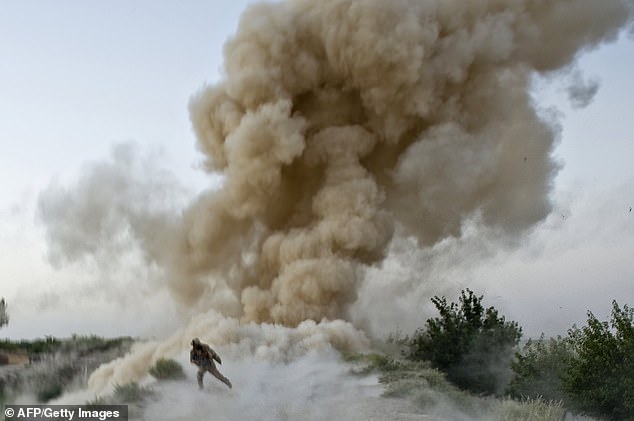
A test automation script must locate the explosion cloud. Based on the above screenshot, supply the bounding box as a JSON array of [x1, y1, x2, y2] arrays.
[[38, 0, 633, 393], [176, 0, 630, 325]]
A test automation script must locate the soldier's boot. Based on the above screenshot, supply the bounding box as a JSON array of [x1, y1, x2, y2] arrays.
[[197, 368, 205, 389], [209, 366, 232, 389]]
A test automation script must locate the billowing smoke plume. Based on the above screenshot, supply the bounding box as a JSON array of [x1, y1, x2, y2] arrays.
[[39, 143, 184, 269], [38, 0, 633, 393], [174, 0, 631, 326]]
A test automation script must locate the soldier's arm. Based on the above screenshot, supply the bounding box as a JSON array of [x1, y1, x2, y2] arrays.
[[206, 345, 222, 364]]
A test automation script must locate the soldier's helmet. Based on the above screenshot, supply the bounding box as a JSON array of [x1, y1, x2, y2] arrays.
[[191, 337, 201, 346]]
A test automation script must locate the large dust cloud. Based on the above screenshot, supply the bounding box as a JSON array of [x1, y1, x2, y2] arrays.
[[37, 0, 633, 396], [175, 0, 630, 326]]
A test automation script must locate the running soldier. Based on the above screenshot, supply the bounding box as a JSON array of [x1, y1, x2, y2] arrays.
[[190, 338, 232, 389]]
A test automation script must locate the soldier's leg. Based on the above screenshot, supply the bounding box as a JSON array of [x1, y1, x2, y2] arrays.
[[208, 365, 232, 389], [197, 365, 205, 389]]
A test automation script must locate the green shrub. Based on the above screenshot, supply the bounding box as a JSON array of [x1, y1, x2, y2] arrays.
[[379, 359, 484, 416], [149, 358, 186, 380], [0, 335, 132, 356], [113, 382, 151, 403], [340, 352, 365, 363], [86, 396, 107, 406], [407, 289, 522, 395], [345, 353, 405, 376], [64, 335, 132, 354], [509, 335, 574, 402], [36, 383, 63, 403], [493, 397, 566, 421], [0, 336, 61, 354], [564, 301, 634, 420]]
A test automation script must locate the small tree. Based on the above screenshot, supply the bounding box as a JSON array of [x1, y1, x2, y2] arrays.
[[509, 334, 574, 402], [407, 289, 522, 395], [0, 298, 8, 329], [564, 301, 634, 420]]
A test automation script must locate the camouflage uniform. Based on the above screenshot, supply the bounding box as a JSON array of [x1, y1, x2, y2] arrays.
[[190, 338, 232, 389]]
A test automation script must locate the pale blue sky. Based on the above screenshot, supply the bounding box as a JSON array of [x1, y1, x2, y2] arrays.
[[0, 1, 260, 203], [1, 1, 633, 339]]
